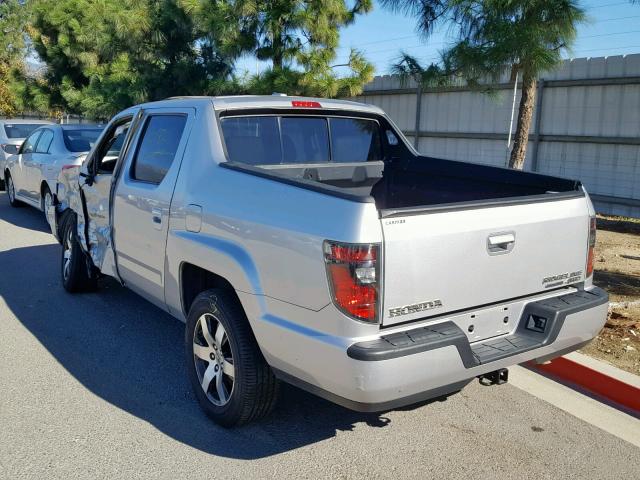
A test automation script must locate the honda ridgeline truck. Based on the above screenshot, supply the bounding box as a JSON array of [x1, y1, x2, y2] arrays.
[[50, 96, 609, 427]]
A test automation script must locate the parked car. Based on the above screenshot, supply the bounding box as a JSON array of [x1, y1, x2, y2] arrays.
[[0, 119, 54, 189], [4, 124, 104, 221], [51, 96, 608, 427]]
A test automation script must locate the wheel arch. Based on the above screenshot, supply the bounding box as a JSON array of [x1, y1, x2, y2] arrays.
[[180, 263, 245, 320]]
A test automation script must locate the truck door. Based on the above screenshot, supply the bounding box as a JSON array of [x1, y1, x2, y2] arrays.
[[77, 115, 134, 271], [111, 108, 193, 306]]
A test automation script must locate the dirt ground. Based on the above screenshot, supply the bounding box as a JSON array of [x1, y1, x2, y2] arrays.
[[579, 215, 640, 375]]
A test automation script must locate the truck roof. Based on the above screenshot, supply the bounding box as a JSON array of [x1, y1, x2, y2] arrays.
[[134, 95, 384, 115]]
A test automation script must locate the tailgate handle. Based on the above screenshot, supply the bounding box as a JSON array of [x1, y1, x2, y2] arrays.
[[487, 232, 515, 255]]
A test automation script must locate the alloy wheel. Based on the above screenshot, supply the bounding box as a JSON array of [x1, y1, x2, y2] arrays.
[[193, 313, 235, 406], [62, 229, 73, 282], [44, 192, 52, 213], [7, 176, 15, 203]]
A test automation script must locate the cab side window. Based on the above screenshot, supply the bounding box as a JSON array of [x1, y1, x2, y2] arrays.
[[131, 115, 187, 184], [35, 129, 54, 154], [20, 131, 42, 154]]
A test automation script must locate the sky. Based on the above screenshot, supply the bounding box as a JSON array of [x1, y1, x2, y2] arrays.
[[237, 0, 640, 77]]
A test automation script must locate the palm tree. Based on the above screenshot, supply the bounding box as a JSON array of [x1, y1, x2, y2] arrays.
[[381, 1, 586, 170]]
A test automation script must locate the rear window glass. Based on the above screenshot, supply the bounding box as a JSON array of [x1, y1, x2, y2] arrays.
[[220, 117, 282, 165], [220, 115, 382, 165], [4, 124, 45, 139], [330, 118, 383, 163], [63, 129, 103, 152]]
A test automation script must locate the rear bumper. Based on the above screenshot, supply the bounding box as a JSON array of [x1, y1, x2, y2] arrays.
[[264, 286, 609, 412]]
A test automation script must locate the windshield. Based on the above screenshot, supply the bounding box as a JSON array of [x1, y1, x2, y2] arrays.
[[63, 128, 103, 152], [3, 123, 46, 139], [220, 115, 383, 165]]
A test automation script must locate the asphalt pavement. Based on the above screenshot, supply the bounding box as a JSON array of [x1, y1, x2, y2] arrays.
[[1, 192, 639, 479]]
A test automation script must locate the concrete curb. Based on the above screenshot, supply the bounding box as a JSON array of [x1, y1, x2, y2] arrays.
[[528, 352, 640, 415]]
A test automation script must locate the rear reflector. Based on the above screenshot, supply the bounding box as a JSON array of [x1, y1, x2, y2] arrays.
[[291, 100, 321, 108]]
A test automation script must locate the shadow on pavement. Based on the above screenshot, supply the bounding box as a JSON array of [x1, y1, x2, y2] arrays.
[[594, 270, 640, 299], [0, 192, 51, 233], [0, 240, 399, 458]]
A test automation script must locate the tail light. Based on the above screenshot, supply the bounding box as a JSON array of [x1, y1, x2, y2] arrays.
[[323, 241, 380, 323], [586, 216, 596, 278]]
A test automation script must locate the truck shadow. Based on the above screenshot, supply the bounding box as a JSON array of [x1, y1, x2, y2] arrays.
[[0, 192, 51, 233], [0, 242, 399, 459], [594, 270, 640, 299]]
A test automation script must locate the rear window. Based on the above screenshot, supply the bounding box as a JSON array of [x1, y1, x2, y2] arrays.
[[63, 129, 103, 152], [4, 124, 45, 139], [220, 115, 383, 165]]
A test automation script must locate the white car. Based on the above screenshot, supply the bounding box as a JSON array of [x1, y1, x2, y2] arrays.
[[0, 119, 53, 189], [4, 124, 103, 218]]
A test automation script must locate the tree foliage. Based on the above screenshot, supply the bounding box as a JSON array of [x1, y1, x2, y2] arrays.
[[0, 0, 30, 115], [30, 0, 243, 118], [382, 0, 586, 169], [186, 0, 375, 97], [20, 0, 374, 118]]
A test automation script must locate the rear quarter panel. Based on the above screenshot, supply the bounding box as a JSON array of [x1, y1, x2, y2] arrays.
[[164, 106, 382, 338]]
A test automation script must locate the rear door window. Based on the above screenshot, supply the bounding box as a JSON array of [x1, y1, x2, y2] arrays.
[[35, 129, 54, 153], [131, 114, 187, 184], [220, 115, 382, 165]]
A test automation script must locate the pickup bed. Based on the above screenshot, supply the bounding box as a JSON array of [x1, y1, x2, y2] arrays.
[[51, 95, 608, 426]]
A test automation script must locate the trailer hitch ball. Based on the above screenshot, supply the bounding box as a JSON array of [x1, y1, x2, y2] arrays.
[[478, 368, 509, 386]]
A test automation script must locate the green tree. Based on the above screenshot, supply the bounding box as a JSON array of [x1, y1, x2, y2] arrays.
[[382, 0, 586, 169], [185, 0, 375, 97], [30, 0, 239, 118], [0, 0, 30, 115]]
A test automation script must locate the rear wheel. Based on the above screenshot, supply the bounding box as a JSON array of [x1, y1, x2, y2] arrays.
[[41, 185, 52, 213], [6, 173, 22, 207], [185, 289, 279, 427], [61, 213, 97, 293]]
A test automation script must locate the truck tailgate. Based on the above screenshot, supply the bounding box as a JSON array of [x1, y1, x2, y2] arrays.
[[380, 196, 590, 326]]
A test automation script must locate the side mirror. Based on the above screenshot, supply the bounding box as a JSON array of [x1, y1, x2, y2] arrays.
[[79, 171, 94, 186]]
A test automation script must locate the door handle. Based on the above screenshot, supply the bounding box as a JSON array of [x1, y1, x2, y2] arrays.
[[487, 232, 516, 254], [151, 208, 162, 229]]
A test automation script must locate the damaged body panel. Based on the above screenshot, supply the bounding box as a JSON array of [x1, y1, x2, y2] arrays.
[[53, 110, 140, 276]]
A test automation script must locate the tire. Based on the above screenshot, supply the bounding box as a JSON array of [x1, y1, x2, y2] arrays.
[[185, 289, 279, 427], [5, 173, 23, 207], [61, 213, 97, 293], [0, 177, 4, 191], [41, 185, 53, 214]]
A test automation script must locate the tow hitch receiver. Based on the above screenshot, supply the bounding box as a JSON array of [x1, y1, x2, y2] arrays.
[[478, 368, 509, 386]]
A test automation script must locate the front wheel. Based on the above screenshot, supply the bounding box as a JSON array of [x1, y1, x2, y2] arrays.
[[61, 214, 97, 293], [185, 289, 279, 427]]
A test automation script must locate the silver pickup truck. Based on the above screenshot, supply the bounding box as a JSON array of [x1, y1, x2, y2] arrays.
[[50, 95, 609, 427]]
